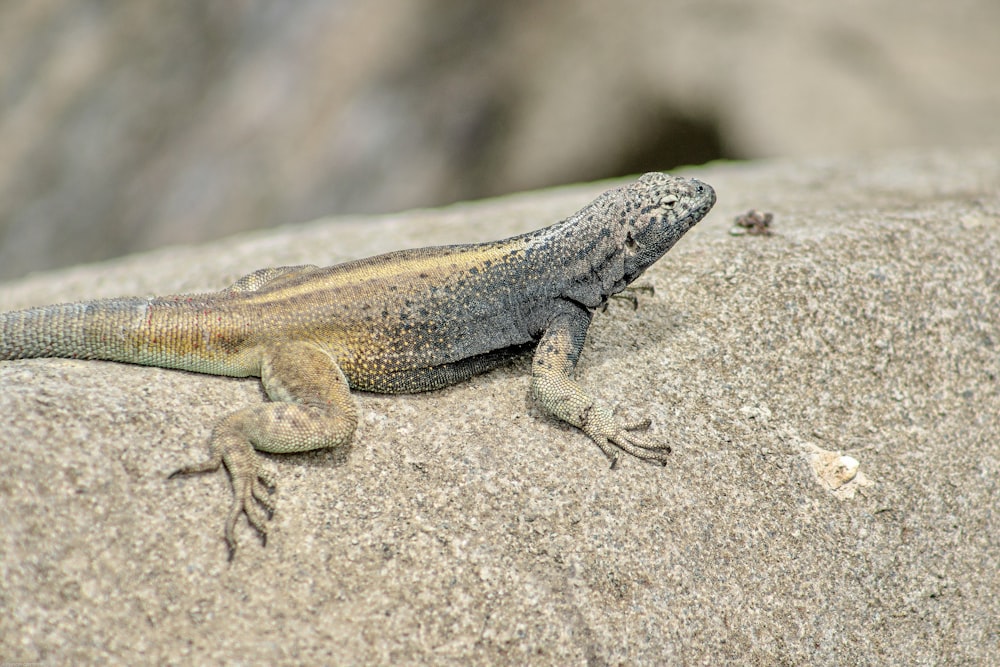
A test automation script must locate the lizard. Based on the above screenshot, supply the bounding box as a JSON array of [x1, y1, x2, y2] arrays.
[[0, 172, 716, 557]]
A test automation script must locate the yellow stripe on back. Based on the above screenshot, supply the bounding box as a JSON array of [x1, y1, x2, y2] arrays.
[[236, 239, 526, 307]]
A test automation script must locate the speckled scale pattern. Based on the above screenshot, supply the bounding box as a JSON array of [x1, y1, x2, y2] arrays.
[[0, 172, 715, 556]]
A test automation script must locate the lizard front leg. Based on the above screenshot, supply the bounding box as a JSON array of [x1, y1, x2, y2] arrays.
[[171, 339, 357, 558], [531, 305, 670, 467]]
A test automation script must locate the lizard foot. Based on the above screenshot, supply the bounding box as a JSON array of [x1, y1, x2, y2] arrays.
[[170, 435, 275, 560], [582, 404, 671, 469]]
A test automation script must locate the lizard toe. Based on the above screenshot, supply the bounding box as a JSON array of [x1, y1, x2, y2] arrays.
[[583, 406, 671, 464], [622, 429, 671, 453], [252, 478, 276, 515], [242, 498, 272, 542], [591, 436, 622, 468], [612, 406, 653, 433], [608, 430, 672, 461], [212, 431, 277, 556], [168, 450, 223, 478], [621, 416, 653, 433], [223, 471, 271, 558], [253, 463, 277, 490]]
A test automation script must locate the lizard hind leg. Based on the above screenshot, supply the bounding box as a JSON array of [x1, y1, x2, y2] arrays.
[[171, 340, 358, 558]]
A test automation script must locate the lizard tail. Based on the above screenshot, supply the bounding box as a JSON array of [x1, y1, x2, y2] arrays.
[[1, 297, 155, 362]]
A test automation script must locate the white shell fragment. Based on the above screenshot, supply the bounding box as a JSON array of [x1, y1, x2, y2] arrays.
[[802, 443, 872, 499]]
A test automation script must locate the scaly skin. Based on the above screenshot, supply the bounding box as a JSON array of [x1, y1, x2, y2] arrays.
[[1, 173, 716, 557]]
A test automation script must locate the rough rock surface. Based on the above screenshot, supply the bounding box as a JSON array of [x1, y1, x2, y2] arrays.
[[2, 151, 998, 664]]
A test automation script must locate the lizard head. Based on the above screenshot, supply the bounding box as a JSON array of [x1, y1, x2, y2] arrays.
[[534, 172, 716, 310], [620, 173, 716, 284]]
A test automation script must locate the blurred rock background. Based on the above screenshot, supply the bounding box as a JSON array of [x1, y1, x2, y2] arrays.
[[1, 0, 998, 280]]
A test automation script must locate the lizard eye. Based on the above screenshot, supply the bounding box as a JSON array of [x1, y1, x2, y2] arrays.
[[661, 195, 678, 208]]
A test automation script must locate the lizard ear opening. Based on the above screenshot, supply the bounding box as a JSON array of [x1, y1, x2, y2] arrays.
[[625, 232, 640, 253]]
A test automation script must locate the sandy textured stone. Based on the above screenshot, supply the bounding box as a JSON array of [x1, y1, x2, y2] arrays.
[[1, 150, 998, 664]]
